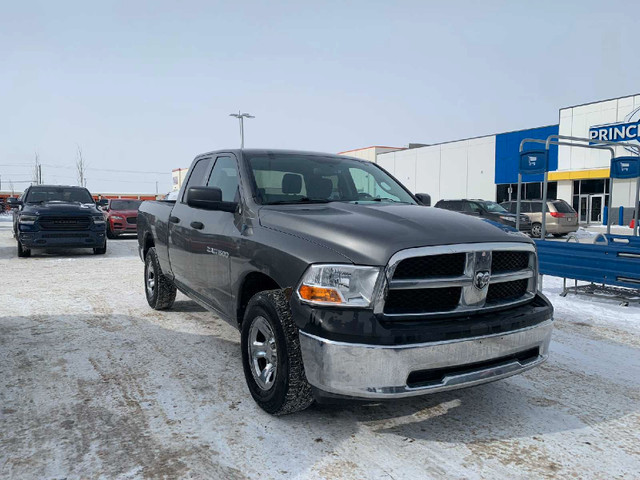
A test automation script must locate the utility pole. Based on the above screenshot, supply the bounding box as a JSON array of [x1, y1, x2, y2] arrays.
[[229, 111, 255, 149]]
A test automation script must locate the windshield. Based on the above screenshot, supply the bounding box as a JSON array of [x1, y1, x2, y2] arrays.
[[245, 153, 416, 205], [25, 187, 93, 204], [110, 200, 142, 210], [479, 201, 509, 214]]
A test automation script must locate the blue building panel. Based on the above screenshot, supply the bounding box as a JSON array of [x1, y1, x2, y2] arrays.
[[495, 125, 559, 184]]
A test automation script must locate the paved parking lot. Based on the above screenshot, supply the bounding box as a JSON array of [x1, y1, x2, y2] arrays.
[[1, 216, 639, 479]]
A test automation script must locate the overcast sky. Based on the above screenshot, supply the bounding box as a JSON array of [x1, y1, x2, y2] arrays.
[[0, 0, 637, 193]]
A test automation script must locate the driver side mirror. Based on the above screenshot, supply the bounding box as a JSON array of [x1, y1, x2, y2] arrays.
[[97, 199, 109, 208], [7, 197, 21, 209], [187, 186, 237, 213], [415, 193, 431, 207]]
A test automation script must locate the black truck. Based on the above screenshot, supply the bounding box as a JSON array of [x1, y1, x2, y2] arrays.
[[9, 185, 107, 257], [138, 149, 554, 415]]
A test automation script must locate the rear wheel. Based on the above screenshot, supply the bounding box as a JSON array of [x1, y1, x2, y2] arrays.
[[552, 233, 564, 238], [144, 246, 176, 310], [241, 290, 313, 415], [531, 223, 542, 238], [17, 239, 31, 258]]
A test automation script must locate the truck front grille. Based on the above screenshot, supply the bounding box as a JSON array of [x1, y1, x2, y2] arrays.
[[39, 216, 91, 230], [384, 287, 462, 315], [486, 279, 529, 304], [378, 243, 537, 317], [491, 251, 529, 273], [393, 253, 466, 279]]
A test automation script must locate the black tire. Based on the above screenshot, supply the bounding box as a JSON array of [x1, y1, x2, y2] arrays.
[[241, 290, 313, 415], [531, 222, 542, 238], [93, 241, 107, 255], [106, 227, 116, 239], [552, 233, 564, 238], [17, 239, 31, 258], [144, 246, 176, 310]]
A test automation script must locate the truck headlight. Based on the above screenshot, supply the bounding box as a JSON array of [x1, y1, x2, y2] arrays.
[[93, 215, 106, 225], [18, 215, 38, 225], [297, 264, 381, 307]]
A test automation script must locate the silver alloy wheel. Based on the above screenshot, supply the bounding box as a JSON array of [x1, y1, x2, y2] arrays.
[[146, 261, 156, 297], [532, 224, 542, 238], [248, 315, 278, 391]]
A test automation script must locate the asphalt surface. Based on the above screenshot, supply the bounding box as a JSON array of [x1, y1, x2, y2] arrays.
[[0, 216, 638, 479]]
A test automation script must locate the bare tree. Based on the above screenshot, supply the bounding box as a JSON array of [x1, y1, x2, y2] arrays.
[[76, 145, 86, 187], [9, 179, 15, 195]]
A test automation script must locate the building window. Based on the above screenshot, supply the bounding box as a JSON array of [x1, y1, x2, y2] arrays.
[[495, 181, 557, 203]]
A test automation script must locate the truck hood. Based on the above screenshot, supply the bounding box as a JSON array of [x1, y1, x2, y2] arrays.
[[21, 202, 100, 215], [259, 203, 531, 265]]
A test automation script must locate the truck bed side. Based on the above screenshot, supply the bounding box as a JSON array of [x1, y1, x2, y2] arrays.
[[137, 200, 175, 276]]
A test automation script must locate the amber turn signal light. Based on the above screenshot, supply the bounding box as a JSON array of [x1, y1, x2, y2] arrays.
[[298, 285, 343, 304]]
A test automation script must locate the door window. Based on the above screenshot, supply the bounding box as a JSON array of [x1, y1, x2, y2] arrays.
[[207, 156, 239, 202], [181, 158, 213, 203]]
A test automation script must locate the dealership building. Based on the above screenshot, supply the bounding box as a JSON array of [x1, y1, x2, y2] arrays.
[[345, 93, 640, 225]]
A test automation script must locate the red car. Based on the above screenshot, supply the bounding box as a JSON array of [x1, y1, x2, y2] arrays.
[[103, 199, 142, 238]]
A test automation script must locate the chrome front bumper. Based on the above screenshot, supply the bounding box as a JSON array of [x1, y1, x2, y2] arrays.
[[299, 320, 553, 399]]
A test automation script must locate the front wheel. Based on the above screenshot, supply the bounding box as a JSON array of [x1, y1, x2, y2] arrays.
[[241, 290, 313, 415], [106, 227, 116, 239], [531, 223, 542, 238], [17, 239, 31, 258], [93, 242, 107, 255], [144, 246, 176, 310]]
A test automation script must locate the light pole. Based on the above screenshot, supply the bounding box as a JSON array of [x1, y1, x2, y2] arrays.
[[229, 111, 254, 149]]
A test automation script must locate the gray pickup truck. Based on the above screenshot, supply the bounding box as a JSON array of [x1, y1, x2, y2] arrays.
[[137, 149, 553, 415]]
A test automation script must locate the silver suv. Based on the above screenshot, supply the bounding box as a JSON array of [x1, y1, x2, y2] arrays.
[[500, 199, 578, 238]]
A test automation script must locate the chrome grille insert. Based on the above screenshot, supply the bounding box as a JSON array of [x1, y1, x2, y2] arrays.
[[376, 242, 537, 317]]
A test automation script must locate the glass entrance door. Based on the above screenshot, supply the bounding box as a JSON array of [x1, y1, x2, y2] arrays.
[[579, 195, 589, 223], [589, 195, 605, 224]]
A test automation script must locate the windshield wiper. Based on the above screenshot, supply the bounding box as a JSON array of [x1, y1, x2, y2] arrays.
[[265, 197, 333, 205], [370, 197, 410, 204]]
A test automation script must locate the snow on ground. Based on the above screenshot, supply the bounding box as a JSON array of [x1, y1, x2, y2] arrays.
[[0, 221, 639, 479]]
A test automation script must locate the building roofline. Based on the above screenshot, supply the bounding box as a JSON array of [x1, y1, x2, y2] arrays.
[[560, 93, 640, 111], [377, 124, 559, 155], [337, 146, 405, 154]]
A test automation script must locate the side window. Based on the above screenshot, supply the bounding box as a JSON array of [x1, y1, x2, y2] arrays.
[[450, 201, 463, 210], [531, 202, 543, 213], [466, 202, 482, 213], [207, 156, 239, 202], [520, 202, 531, 213], [181, 158, 213, 203]]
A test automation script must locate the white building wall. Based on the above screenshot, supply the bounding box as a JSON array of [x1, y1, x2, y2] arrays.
[[377, 136, 496, 203], [559, 94, 640, 207]]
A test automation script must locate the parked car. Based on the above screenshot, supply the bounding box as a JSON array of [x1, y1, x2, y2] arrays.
[[500, 199, 578, 238], [137, 149, 553, 415], [434, 199, 532, 234], [102, 198, 143, 238], [8, 185, 107, 257]]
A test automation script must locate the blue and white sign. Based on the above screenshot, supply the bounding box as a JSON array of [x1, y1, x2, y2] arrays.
[[610, 156, 640, 179], [519, 150, 548, 174], [589, 106, 640, 153]]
